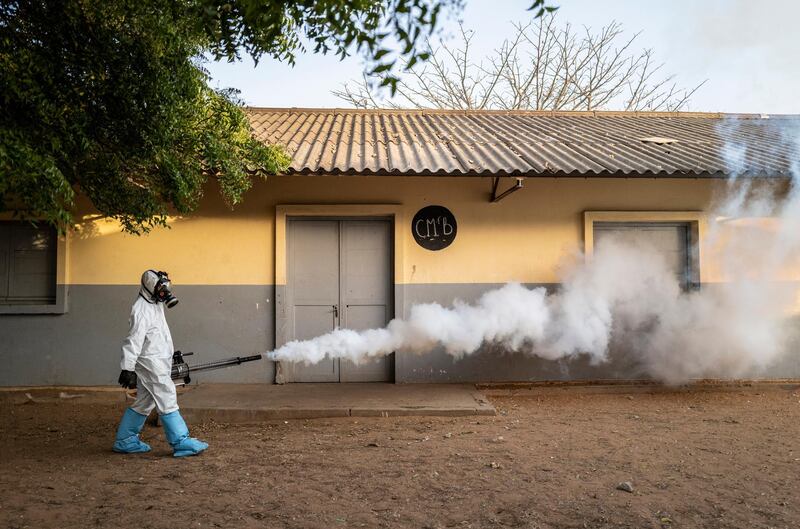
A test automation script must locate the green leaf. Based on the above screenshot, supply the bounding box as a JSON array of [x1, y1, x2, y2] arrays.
[[370, 63, 393, 74]]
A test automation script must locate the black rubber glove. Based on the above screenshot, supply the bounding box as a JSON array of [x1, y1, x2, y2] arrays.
[[118, 370, 137, 389]]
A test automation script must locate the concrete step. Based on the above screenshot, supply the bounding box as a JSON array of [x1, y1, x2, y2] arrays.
[[179, 383, 496, 422]]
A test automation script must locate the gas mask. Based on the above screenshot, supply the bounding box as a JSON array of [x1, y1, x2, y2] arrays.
[[140, 270, 179, 308]]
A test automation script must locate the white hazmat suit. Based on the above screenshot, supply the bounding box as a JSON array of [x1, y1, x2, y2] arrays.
[[113, 270, 207, 457], [121, 271, 179, 416]]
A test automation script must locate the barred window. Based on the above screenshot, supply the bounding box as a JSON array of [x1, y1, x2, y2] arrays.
[[0, 222, 57, 305]]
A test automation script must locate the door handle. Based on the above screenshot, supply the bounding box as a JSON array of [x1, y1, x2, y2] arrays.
[[332, 304, 338, 318]]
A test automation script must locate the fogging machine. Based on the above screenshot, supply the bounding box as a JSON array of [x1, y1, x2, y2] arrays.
[[171, 350, 262, 385]]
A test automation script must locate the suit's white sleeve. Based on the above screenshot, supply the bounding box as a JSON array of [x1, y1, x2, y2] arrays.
[[121, 308, 147, 371]]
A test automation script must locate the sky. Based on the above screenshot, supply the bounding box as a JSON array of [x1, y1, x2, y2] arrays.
[[205, 0, 800, 114]]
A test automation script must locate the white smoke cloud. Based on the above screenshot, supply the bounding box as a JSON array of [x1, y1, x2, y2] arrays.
[[268, 119, 800, 383]]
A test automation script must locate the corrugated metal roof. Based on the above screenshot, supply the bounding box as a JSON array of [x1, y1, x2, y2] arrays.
[[248, 108, 800, 177]]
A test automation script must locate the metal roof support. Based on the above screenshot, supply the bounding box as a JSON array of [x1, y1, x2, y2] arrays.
[[491, 177, 524, 203]]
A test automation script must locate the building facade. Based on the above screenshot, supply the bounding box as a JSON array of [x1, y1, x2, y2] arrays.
[[2, 109, 798, 385]]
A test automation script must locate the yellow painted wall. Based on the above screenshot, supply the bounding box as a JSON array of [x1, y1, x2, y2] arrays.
[[68, 175, 727, 286]]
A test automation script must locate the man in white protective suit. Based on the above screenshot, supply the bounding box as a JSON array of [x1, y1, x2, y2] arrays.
[[112, 270, 208, 457]]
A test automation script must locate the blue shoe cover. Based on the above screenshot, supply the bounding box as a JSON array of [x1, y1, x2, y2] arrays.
[[113, 408, 151, 453], [160, 410, 208, 457]]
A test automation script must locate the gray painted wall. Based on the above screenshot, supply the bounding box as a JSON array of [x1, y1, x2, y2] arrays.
[[0, 285, 275, 386], [395, 283, 800, 382], [2, 282, 799, 386], [396, 283, 620, 383]]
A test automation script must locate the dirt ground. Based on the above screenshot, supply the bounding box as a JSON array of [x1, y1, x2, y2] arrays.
[[1, 386, 799, 529]]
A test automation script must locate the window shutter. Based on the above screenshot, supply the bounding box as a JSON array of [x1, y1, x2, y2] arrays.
[[0, 226, 9, 299], [6, 224, 57, 303]]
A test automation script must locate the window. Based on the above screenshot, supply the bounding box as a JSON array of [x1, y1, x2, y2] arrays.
[[584, 211, 704, 291], [594, 222, 694, 289], [0, 222, 57, 305]]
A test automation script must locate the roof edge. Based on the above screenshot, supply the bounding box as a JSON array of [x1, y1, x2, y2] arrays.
[[274, 168, 792, 179], [246, 107, 800, 119]]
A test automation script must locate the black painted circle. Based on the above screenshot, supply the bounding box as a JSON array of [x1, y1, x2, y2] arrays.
[[411, 205, 457, 251]]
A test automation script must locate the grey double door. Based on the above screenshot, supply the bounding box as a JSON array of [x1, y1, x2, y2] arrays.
[[287, 218, 393, 382]]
